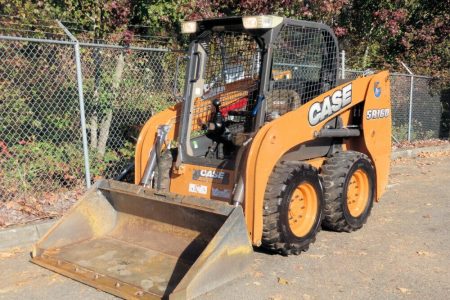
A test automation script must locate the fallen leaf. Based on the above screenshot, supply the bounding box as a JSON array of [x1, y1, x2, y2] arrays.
[[293, 265, 304, 271], [277, 277, 289, 285], [269, 295, 283, 300], [308, 254, 325, 259], [302, 294, 312, 300], [5, 201, 20, 210], [253, 281, 261, 286], [397, 287, 411, 294], [0, 252, 14, 259], [416, 250, 432, 256], [0, 247, 23, 259], [252, 271, 264, 278]]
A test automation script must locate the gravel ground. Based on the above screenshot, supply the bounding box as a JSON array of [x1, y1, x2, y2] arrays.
[[1, 153, 449, 300]]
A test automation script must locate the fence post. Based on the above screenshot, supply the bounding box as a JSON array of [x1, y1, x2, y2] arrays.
[[57, 20, 91, 188], [408, 75, 414, 141], [341, 50, 345, 79], [401, 61, 414, 142]]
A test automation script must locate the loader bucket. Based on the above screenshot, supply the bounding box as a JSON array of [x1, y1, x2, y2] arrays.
[[31, 180, 253, 299]]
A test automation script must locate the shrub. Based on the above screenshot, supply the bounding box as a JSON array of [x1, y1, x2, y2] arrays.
[[0, 141, 134, 200]]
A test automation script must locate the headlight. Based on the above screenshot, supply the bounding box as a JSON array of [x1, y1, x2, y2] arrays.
[[181, 21, 198, 34], [242, 16, 283, 29]]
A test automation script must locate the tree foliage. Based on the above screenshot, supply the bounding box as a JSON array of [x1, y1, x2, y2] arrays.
[[341, 0, 449, 84], [1, 0, 448, 85]]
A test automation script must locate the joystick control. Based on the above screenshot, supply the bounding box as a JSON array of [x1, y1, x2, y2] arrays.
[[208, 99, 225, 134]]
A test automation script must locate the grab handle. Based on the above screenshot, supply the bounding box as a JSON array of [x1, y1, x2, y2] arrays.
[[191, 52, 202, 82]]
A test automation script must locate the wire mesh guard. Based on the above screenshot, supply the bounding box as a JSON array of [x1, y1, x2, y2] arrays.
[[266, 25, 337, 120], [190, 32, 261, 134]]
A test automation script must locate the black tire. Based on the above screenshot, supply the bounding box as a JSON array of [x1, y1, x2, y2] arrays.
[[262, 161, 324, 255], [321, 151, 375, 232]]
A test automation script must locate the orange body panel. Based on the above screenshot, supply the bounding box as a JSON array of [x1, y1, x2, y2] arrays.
[[134, 72, 391, 247], [245, 71, 391, 244], [170, 164, 235, 201], [359, 74, 391, 200]]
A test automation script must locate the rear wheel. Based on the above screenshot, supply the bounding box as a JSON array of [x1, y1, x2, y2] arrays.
[[321, 151, 375, 232], [262, 162, 324, 255]]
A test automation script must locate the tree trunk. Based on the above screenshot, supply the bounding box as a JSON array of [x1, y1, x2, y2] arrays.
[[89, 48, 102, 150], [362, 26, 375, 69], [97, 51, 125, 157], [97, 110, 112, 157], [90, 113, 98, 150]]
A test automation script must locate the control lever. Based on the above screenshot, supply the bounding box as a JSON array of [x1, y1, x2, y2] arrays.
[[208, 99, 225, 134]]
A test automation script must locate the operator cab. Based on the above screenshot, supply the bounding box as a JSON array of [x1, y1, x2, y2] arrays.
[[178, 16, 338, 167]]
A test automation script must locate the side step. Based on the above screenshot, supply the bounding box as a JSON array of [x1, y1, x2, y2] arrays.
[[315, 127, 360, 138]]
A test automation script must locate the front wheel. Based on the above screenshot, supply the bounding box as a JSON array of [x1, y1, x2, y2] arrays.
[[262, 162, 324, 255]]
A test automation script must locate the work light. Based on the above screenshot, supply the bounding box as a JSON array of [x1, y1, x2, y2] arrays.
[[181, 21, 198, 33], [242, 16, 283, 29]]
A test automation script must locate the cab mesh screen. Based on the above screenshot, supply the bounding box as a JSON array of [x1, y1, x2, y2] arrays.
[[267, 25, 337, 120], [191, 32, 261, 132]]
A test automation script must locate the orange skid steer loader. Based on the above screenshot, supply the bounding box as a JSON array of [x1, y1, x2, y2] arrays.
[[31, 16, 391, 299]]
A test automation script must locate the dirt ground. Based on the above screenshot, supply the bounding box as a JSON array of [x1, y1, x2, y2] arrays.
[[391, 138, 450, 150], [0, 153, 449, 300]]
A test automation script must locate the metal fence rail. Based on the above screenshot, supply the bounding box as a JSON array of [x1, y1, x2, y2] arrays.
[[0, 33, 445, 204]]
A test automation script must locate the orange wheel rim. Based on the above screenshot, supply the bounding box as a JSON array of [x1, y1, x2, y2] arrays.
[[288, 182, 318, 238], [347, 169, 370, 217]]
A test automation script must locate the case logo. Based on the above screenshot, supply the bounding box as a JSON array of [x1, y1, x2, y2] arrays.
[[308, 83, 352, 126], [192, 169, 229, 184]]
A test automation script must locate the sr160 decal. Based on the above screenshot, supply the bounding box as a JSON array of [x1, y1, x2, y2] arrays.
[[308, 83, 352, 126], [366, 108, 390, 120]]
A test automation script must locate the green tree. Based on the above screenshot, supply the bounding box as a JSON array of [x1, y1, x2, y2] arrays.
[[340, 0, 449, 87]]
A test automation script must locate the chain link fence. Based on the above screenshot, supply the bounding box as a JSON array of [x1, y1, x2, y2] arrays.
[[79, 45, 184, 180], [0, 39, 84, 204], [340, 62, 443, 143], [0, 31, 446, 207], [0, 30, 184, 205]]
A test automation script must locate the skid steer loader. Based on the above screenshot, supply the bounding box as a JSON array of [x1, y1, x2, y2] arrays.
[[31, 16, 391, 299]]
